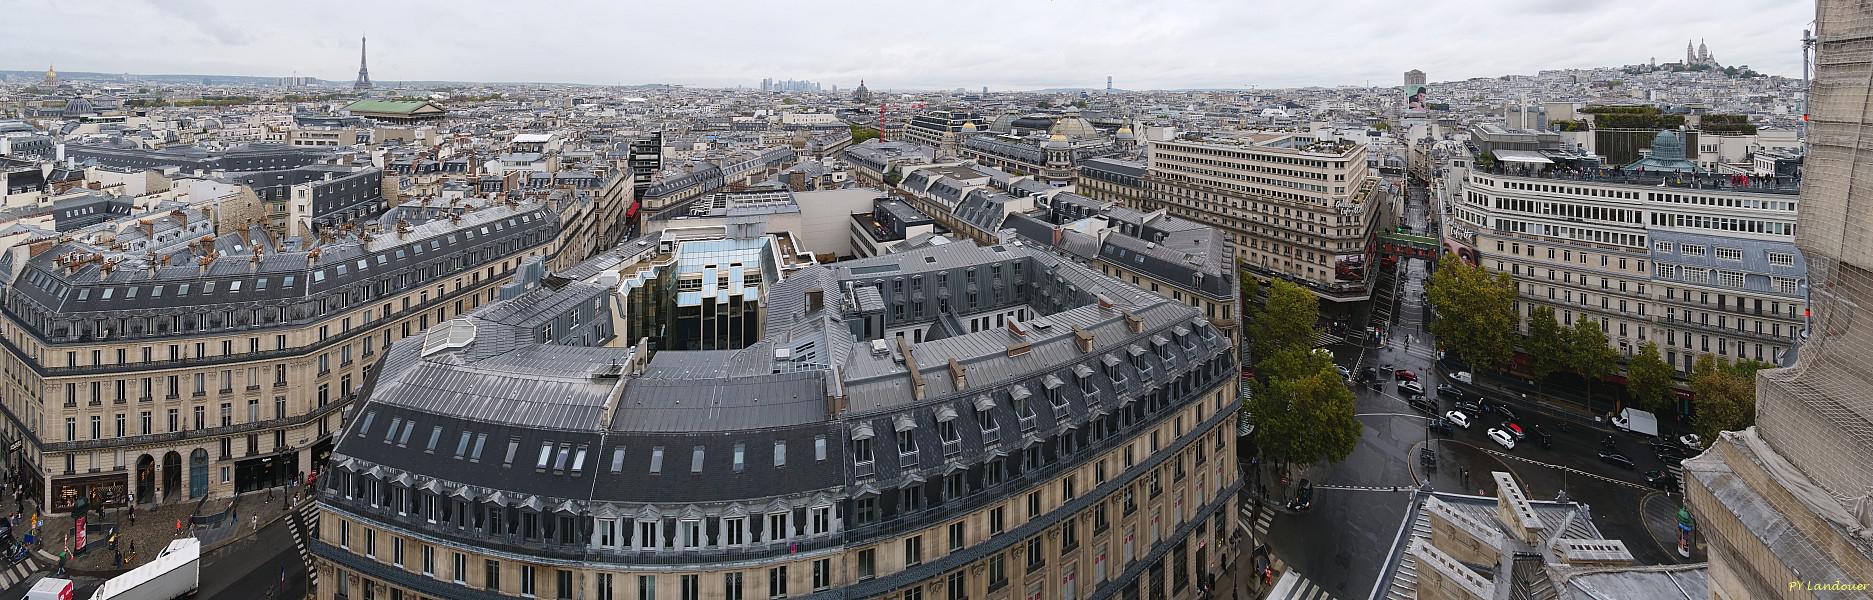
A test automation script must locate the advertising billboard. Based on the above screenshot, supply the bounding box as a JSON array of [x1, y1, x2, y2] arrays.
[[1403, 84, 1429, 112]]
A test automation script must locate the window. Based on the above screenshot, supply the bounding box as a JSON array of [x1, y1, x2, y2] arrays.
[[989, 506, 1005, 535], [1681, 244, 1706, 258], [857, 546, 877, 580], [638, 575, 655, 600], [812, 559, 832, 591], [723, 573, 743, 600], [768, 566, 788, 599], [946, 571, 966, 600], [678, 575, 697, 600], [1769, 252, 1795, 267], [1025, 537, 1045, 571], [1718, 271, 1746, 288], [520, 564, 536, 596], [1716, 247, 1743, 261], [905, 535, 923, 566], [948, 521, 965, 551]]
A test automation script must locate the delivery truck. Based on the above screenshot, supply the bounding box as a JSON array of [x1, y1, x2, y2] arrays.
[[25, 578, 72, 600], [1612, 407, 1660, 438], [89, 537, 199, 600]]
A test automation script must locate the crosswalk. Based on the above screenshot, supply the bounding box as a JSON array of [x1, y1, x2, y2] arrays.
[[1267, 561, 1339, 600], [1238, 502, 1274, 541], [289, 500, 319, 587], [0, 550, 50, 590]]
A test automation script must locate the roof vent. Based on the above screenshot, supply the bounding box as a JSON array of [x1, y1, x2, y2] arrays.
[[870, 339, 890, 357]]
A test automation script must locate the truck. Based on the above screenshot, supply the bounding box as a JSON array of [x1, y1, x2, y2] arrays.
[[25, 578, 73, 600], [89, 538, 199, 600], [1612, 407, 1660, 438]]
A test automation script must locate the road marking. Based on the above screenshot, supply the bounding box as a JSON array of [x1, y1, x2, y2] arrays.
[[1481, 448, 1651, 490], [1313, 484, 1413, 492], [1356, 412, 1429, 419]]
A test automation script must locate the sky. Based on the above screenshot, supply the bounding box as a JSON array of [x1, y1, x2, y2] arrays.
[[8, 0, 1815, 90]]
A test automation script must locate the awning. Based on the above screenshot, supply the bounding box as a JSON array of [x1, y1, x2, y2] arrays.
[[1102, 354, 1122, 368], [935, 405, 959, 423], [1073, 364, 1095, 378], [892, 414, 917, 433], [1042, 375, 1065, 390], [851, 423, 875, 441], [1128, 344, 1147, 357], [973, 394, 997, 412], [1010, 385, 1032, 401]]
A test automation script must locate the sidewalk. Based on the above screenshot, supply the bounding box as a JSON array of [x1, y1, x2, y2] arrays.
[[47, 484, 308, 576]]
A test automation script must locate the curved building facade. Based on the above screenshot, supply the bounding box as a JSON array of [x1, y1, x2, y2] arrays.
[[314, 239, 1242, 600]]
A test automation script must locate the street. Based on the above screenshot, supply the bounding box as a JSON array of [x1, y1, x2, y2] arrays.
[[0, 506, 305, 600], [1242, 177, 1700, 598]]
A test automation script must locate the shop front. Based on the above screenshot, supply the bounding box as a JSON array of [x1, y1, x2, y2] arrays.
[[234, 451, 299, 494], [310, 436, 335, 475], [50, 473, 127, 514]]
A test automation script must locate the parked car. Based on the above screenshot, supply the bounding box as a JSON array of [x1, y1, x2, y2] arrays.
[[1454, 400, 1482, 416], [1598, 450, 1636, 470], [1336, 365, 1351, 379], [1408, 396, 1438, 414], [1397, 380, 1425, 396], [1445, 410, 1471, 429], [1487, 428, 1517, 450], [1679, 434, 1703, 451], [1361, 367, 1379, 381], [1450, 371, 1473, 384], [1651, 440, 1686, 462], [1436, 384, 1462, 399], [1644, 470, 1680, 490], [1394, 369, 1419, 382]]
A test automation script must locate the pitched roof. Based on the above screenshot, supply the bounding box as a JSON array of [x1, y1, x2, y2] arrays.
[[344, 99, 446, 116]]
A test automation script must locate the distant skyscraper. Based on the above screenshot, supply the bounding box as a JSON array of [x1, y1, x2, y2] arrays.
[[1107, 75, 1113, 93], [354, 37, 372, 91], [983, 86, 988, 96]]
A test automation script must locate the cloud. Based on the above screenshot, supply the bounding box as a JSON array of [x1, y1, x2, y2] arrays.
[[4, 0, 1813, 89]]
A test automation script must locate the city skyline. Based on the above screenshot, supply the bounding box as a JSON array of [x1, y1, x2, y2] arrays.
[[5, 0, 1813, 90]]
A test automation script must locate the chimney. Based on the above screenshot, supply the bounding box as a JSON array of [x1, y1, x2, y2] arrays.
[[1006, 341, 1031, 358], [1072, 325, 1094, 353], [897, 337, 925, 401], [1122, 311, 1144, 333], [1096, 293, 1114, 310], [1006, 320, 1028, 337], [948, 358, 967, 391]]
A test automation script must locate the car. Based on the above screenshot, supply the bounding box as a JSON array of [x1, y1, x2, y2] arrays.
[[1598, 450, 1636, 470], [1651, 440, 1686, 461], [1394, 369, 1419, 382], [1336, 365, 1351, 379], [1487, 428, 1517, 450], [1397, 380, 1425, 396], [1361, 367, 1379, 381], [1482, 401, 1518, 421], [1436, 384, 1462, 398], [1679, 434, 1703, 450], [1408, 397, 1438, 414], [1498, 421, 1527, 440], [1450, 371, 1473, 384], [1602, 435, 1620, 452], [1454, 400, 1482, 415], [1380, 364, 1395, 377], [1444, 410, 1471, 429], [1288, 479, 1314, 511], [1427, 418, 1453, 436], [1644, 470, 1680, 490]]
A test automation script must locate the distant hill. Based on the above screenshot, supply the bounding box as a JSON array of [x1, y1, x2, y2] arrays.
[[2, 69, 672, 89]]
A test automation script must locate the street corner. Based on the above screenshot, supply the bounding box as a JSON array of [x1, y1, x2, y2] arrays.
[[1639, 492, 1705, 564], [1421, 439, 1521, 497]]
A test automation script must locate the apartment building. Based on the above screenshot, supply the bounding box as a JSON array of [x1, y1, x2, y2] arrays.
[[1146, 135, 1383, 302], [1450, 164, 1806, 371], [904, 110, 989, 158], [0, 193, 573, 514], [315, 239, 1241, 600]]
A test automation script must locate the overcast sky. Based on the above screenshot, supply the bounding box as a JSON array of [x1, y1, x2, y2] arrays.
[[9, 0, 1814, 90]]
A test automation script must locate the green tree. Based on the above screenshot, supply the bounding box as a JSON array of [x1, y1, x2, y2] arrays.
[[849, 125, 881, 143], [1425, 254, 1517, 370], [1564, 317, 1619, 410], [1246, 359, 1361, 467], [1372, 121, 1392, 131], [1252, 279, 1319, 364], [1627, 341, 1675, 415], [1689, 355, 1756, 443], [1239, 273, 1263, 329], [1523, 306, 1568, 380]]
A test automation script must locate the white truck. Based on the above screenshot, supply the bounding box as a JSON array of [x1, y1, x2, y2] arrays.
[[90, 537, 199, 600], [1612, 407, 1660, 438], [25, 578, 73, 600]]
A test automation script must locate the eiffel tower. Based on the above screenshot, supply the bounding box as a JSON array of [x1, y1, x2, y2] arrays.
[[354, 36, 372, 91]]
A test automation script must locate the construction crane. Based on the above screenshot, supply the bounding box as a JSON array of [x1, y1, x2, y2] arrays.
[[875, 101, 925, 141]]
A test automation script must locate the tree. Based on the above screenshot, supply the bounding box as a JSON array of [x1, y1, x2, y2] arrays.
[[1523, 306, 1568, 380], [1627, 341, 1675, 415], [1689, 355, 1756, 443], [1239, 273, 1263, 328], [1425, 254, 1517, 370], [849, 125, 881, 143], [1246, 358, 1361, 467], [1251, 279, 1318, 364], [1564, 317, 1619, 410]]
